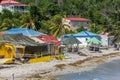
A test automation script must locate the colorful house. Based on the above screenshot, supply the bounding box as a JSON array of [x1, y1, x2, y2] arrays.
[[0, 0, 27, 12], [0, 34, 49, 63], [37, 35, 61, 55], [0, 33, 65, 64], [62, 18, 90, 31]]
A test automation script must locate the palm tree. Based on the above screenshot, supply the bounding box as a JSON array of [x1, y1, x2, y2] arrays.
[[0, 18, 14, 31], [49, 14, 71, 37], [20, 12, 36, 29], [111, 21, 120, 42], [50, 22, 69, 37]]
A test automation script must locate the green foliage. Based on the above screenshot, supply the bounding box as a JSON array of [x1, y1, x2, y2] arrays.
[[13, 11, 21, 18], [66, 30, 76, 34], [1, 9, 13, 19], [0, 18, 14, 30], [90, 23, 105, 34], [39, 20, 51, 34], [0, 0, 120, 42], [20, 12, 36, 29], [49, 14, 71, 37], [110, 21, 120, 42], [76, 26, 85, 33]]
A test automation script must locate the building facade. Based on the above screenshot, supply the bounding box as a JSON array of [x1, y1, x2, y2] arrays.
[[63, 18, 90, 31], [0, 0, 27, 12]]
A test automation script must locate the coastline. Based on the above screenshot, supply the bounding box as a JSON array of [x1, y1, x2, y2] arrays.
[[0, 48, 120, 80]]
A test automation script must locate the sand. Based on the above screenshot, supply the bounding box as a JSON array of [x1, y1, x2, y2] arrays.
[[0, 48, 120, 80]]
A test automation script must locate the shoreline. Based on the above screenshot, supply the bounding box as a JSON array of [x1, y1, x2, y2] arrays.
[[0, 49, 120, 80], [52, 52, 120, 78]]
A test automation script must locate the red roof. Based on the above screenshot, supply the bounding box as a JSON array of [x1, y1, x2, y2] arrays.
[[0, 32, 4, 35], [0, 0, 27, 6], [66, 18, 89, 21], [37, 35, 61, 45]]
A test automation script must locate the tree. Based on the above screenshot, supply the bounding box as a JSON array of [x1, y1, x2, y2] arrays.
[[76, 26, 85, 33], [20, 12, 35, 29], [39, 20, 51, 34], [13, 11, 21, 18], [0, 18, 14, 31], [49, 14, 70, 37], [0, 0, 120, 41], [110, 21, 120, 42], [1, 9, 13, 19]]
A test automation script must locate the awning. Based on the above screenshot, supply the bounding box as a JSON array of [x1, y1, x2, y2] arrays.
[[87, 37, 102, 45]]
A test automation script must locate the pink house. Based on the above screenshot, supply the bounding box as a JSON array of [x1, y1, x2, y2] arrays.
[[63, 18, 90, 31], [0, 0, 27, 12]]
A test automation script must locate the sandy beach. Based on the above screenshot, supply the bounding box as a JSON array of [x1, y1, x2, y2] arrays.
[[0, 48, 120, 80]]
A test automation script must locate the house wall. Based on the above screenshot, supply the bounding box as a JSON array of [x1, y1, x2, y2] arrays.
[[100, 35, 108, 46], [0, 6, 2, 12], [77, 37, 90, 47], [0, 5, 14, 12], [63, 18, 90, 30], [0, 5, 27, 12], [71, 20, 90, 29]]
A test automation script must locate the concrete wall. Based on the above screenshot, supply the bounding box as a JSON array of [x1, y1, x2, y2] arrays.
[[0, 6, 3, 12], [100, 35, 108, 46], [77, 37, 91, 47]]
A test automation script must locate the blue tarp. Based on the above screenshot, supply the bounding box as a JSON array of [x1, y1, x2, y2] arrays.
[[64, 30, 99, 38], [4, 28, 44, 36]]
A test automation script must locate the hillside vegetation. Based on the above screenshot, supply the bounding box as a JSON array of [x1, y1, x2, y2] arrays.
[[0, 0, 120, 41]]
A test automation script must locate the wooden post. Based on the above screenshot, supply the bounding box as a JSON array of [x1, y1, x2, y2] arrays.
[[12, 73, 14, 80], [48, 43, 50, 55], [77, 44, 79, 53]]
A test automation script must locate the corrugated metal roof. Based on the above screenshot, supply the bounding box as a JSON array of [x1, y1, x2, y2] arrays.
[[0, 34, 46, 46], [37, 35, 61, 45], [66, 18, 89, 21], [5, 28, 44, 37]]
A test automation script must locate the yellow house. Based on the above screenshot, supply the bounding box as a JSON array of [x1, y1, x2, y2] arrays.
[[0, 42, 65, 64]]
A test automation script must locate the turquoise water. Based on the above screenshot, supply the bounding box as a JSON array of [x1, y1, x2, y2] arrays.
[[56, 59, 120, 80]]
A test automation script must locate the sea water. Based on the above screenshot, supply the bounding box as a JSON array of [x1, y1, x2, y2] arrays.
[[56, 59, 120, 80]]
